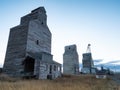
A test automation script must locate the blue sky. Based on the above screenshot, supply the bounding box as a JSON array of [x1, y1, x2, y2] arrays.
[[0, 0, 120, 68]]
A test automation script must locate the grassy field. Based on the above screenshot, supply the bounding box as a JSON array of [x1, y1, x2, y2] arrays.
[[0, 74, 119, 90]]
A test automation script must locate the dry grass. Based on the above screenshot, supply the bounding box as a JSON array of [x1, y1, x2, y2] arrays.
[[0, 74, 119, 90]]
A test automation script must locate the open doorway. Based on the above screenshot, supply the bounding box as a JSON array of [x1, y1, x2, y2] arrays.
[[47, 65, 52, 79], [24, 56, 35, 74]]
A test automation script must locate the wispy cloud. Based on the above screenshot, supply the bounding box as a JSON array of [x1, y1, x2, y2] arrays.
[[93, 59, 103, 63], [104, 60, 120, 64], [94, 60, 120, 72], [93, 59, 103, 65]]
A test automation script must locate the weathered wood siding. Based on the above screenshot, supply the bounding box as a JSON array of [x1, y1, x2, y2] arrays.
[[63, 45, 79, 75], [27, 19, 51, 54], [3, 25, 28, 76], [3, 7, 61, 79]]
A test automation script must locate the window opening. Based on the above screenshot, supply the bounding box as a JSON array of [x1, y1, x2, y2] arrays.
[[36, 40, 39, 45]]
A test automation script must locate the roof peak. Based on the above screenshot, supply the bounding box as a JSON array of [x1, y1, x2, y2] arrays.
[[31, 7, 46, 13]]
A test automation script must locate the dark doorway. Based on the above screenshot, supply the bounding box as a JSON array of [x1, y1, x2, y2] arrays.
[[24, 56, 35, 73], [47, 65, 53, 80]]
